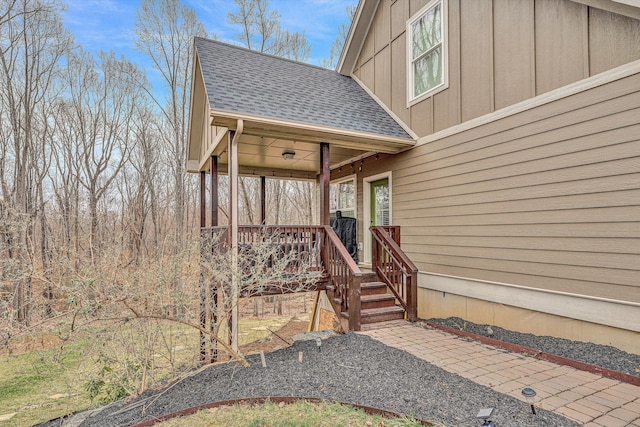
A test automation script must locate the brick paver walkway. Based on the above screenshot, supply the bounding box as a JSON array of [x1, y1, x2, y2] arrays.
[[360, 320, 640, 426]]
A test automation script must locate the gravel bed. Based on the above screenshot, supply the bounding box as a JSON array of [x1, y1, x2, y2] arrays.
[[427, 317, 640, 377], [43, 332, 579, 427]]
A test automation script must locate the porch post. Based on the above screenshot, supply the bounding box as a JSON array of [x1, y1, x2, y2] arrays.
[[199, 171, 206, 362], [210, 155, 218, 226], [319, 142, 330, 226], [228, 130, 239, 352], [209, 155, 218, 362], [260, 176, 266, 224]]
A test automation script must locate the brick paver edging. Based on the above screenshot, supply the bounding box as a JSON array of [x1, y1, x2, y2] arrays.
[[424, 322, 640, 387]]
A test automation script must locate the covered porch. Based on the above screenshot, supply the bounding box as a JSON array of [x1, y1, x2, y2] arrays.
[[187, 38, 418, 361]]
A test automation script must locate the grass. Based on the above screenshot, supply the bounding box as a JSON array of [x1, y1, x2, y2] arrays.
[[0, 335, 93, 427], [0, 316, 294, 427], [157, 400, 428, 427]]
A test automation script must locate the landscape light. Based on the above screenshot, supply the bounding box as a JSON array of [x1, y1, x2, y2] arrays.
[[476, 408, 495, 426], [522, 387, 537, 415], [316, 337, 322, 352]]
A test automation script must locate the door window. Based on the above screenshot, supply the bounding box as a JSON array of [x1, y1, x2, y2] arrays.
[[371, 178, 389, 226]]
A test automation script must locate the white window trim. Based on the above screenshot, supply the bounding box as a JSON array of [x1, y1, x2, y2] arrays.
[[363, 171, 392, 265], [406, 0, 449, 107], [330, 175, 357, 219]]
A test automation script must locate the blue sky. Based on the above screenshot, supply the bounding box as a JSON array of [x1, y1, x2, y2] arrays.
[[63, 0, 358, 93]]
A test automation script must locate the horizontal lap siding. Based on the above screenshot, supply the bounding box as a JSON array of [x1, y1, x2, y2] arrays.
[[392, 72, 640, 303]]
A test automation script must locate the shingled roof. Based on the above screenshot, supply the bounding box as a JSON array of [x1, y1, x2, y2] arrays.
[[194, 37, 412, 140]]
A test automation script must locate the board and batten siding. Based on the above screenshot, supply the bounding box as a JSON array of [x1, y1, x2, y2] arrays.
[[187, 55, 227, 172], [354, 0, 640, 138], [381, 67, 640, 305]]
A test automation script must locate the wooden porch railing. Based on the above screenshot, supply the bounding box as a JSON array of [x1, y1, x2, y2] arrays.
[[201, 225, 363, 330], [237, 225, 325, 274], [201, 225, 325, 275], [370, 226, 418, 322], [321, 226, 362, 331]]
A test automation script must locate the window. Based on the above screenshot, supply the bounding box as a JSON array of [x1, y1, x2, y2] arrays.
[[330, 177, 355, 219], [408, 0, 447, 103]]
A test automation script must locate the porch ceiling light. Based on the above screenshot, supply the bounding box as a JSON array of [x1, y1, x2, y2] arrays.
[[282, 150, 296, 160]]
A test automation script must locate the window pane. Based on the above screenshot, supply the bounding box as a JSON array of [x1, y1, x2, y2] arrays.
[[330, 179, 355, 215], [330, 185, 338, 211], [411, 3, 441, 59], [374, 184, 389, 226], [414, 46, 442, 97], [338, 180, 354, 210]]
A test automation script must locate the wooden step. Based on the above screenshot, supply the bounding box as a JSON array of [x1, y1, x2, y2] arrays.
[[342, 306, 405, 324], [360, 282, 387, 295], [361, 293, 396, 310], [360, 272, 379, 283], [333, 293, 396, 310]]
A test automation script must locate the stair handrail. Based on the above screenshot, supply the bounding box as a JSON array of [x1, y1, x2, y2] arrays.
[[370, 226, 418, 322], [321, 225, 363, 331]]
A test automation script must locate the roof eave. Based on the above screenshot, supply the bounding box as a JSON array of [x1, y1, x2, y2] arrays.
[[209, 109, 415, 153], [186, 43, 206, 173], [570, 0, 640, 20], [337, 0, 379, 76]]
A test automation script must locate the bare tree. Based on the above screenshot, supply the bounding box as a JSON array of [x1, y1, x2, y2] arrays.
[[56, 49, 144, 263], [0, 0, 72, 323], [228, 0, 310, 61], [287, 180, 315, 224], [133, 0, 208, 250], [321, 5, 356, 69]]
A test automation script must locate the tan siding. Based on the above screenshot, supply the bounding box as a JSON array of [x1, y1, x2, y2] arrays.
[[410, 0, 429, 16], [390, 0, 409, 40], [405, 236, 639, 256], [407, 257, 640, 302], [382, 71, 640, 303], [354, 0, 640, 142], [374, 46, 391, 106], [374, 0, 391, 53], [354, 0, 640, 145], [391, 35, 410, 124], [401, 222, 639, 238], [535, 0, 588, 94], [359, 21, 375, 68], [353, 66, 361, 79], [360, 59, 374, 92], [395, 206, 640, 225], [589, 7, 640, 75], [405, 73, 640, 164], [433, 0, 461, 131], [493, 0, 535, 109], [411, 97, 433, 137], [395, 87, 640, 173], [459, 0, 494, 121]]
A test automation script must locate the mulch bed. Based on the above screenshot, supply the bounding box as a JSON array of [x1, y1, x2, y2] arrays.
[[50, 328, 579, 427]]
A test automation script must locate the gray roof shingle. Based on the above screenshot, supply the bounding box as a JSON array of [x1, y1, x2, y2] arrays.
[[195, 37, 411, 140]]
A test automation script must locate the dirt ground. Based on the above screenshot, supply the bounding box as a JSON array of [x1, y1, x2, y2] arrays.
[[238, 317, 310, 355], [237, 292, 317, 355]]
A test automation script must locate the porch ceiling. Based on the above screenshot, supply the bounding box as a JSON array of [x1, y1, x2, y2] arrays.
[[206, 132, 372, 181]]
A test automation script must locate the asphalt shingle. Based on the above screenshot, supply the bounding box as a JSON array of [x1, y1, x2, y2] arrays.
[[195, 37, 412, 140]]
